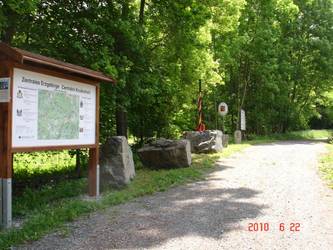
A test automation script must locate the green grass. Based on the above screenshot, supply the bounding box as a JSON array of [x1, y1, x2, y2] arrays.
[[13, 179, 87, 217], [248, 129, 332, 141], [319, 144, 333, 189], [13, 150, 89, 198], [0, 143, 251, 249]]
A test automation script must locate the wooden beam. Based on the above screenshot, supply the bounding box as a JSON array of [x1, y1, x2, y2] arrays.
[[0, 61, 13, 228], [0, 61, 13, 179], [12, 144, 97, 153], [88, 147, 99, 196]]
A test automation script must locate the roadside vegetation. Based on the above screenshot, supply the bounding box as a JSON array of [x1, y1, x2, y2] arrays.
[[319, 143, 333, 189], [1, 1, 332, 141], [248, 130, 333, 142]]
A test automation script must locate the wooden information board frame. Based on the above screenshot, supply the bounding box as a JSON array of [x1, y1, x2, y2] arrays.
[[0, 43, 115, 228]]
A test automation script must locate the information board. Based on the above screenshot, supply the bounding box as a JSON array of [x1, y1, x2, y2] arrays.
[[0, 77, 10, 102], [12, 68, 96, 147]]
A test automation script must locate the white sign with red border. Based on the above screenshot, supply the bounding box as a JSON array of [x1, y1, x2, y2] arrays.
[[218, 102, 228, 116]]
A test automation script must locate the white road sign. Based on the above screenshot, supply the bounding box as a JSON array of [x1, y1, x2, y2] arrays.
[[240, 109, 246, 131], [218, 102, 228, 116]]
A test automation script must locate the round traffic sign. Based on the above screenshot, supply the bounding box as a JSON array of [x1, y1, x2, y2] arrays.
[[218, 102, 228, 116]]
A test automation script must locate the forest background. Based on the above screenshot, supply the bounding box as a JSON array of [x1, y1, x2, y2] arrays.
[[1, 0, 332, 143]]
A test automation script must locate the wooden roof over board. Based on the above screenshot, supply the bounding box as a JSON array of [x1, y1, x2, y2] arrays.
[[0, 42, 115, 83]]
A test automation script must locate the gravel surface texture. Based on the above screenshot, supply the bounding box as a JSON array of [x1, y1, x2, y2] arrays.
[[16, 141, 333, 250]]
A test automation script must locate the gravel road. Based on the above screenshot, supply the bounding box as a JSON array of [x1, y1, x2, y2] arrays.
[[16, 141, 333, 250]]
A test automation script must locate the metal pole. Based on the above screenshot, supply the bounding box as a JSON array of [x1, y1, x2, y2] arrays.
[[196, 79, 205, 131], [0, 178, 2, 228], [96, 164, 100, 197], [2, 178, 12, 228], [214, 92, 218, 130]]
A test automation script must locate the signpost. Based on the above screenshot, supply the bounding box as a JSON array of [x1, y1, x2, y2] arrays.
[[218, 102, 228, 117], [218, 102, 228, 132], [196, 79, 205, 131], [0, 42, 115, 228], [235, 109, 246, 144], [240, 109, 246, 131]]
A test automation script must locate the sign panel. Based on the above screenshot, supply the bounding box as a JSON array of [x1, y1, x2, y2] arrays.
[[0, 77, 10, 103], [12, 68, 96, 147], [240, 109, 246, 131], [218, 102, 228, 116]]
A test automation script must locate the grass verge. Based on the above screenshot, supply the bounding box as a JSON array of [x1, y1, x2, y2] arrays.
[[319, 144, 333, 189], [0, 143, 251, 249], [248, 129, 332, 141]]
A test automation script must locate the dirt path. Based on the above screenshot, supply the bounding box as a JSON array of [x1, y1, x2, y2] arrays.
[[17, 141, 333, 250]]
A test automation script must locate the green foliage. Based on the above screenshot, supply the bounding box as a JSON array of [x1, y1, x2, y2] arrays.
[[310, 90, 333, 129], [0, 0, 332, 138], [210, 0, 333, 134], [14, 151, 76, 181], [13, 179, 87, 217]]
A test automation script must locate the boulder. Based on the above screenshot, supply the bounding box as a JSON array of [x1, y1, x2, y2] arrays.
[[183, 130, 223, 153], [100, 136, 135, 188], [138, 138, 191, 169]]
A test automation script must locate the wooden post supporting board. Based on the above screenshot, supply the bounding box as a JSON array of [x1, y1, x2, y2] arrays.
[[88, 148, 99, 196], [0, 62, 13, 228]]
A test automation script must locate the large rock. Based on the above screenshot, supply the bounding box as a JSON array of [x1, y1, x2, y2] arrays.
[[183, 130, 223, 153], [100, 136, 135, 188], [138, 138, 191, 169]]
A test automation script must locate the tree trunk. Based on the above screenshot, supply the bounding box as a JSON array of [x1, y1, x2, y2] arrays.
[[113, 1, 131, 139], [139, 0, 146, 24], [0, 4, 17, 44], [116, 107, 128, 138], [1, 26, 15, 44]]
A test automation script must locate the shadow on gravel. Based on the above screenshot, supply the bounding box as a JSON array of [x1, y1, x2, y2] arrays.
[[213, 164, 234, 171], [103, 181, 268, 248]]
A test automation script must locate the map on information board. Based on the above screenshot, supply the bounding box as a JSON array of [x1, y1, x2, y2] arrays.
[[12, 68, 96, 147], [38, 90, 80, 140]]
